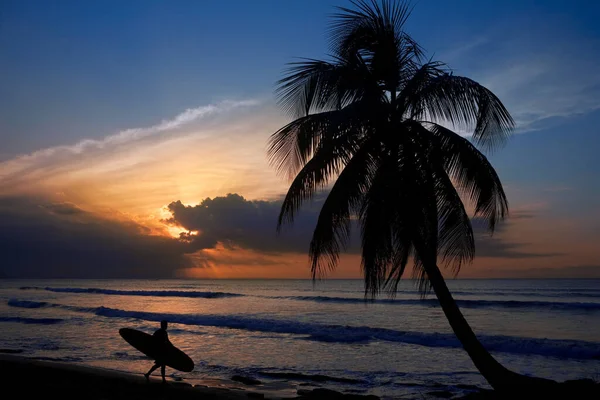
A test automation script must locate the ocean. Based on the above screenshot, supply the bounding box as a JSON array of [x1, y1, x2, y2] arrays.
[[1, 279, 599, 399]]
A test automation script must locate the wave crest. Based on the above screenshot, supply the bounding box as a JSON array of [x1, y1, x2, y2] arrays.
[[0, 316, 63, 325], [19, 287, 243, 299], [6, 298, 600, 360], [279, 295, 600, 311], [7, 299, 48, 308], [89, 306, 600, 360]]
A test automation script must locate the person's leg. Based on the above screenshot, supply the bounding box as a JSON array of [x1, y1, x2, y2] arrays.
[[161, 365, 166, 383], [145, 363, 160, 380]]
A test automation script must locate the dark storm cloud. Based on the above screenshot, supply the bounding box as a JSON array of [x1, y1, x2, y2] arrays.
[[0, 196, 192, 278], [166, 193, 322, 254], [40, 202, 85, 215], [0, 193, 556, 279], [166, 193, 553, 260]]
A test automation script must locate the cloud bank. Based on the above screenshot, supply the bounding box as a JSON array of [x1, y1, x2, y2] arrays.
[[0, 192, 557, 279], [0, 197, 192, 278], [165, 193, 552, 260]]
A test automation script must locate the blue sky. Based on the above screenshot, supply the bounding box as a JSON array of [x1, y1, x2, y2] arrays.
[[0, 0, 599, 278], [2, 0, 598, 153]]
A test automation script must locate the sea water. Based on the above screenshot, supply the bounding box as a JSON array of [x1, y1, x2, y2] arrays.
[[1, 279, 599, 399]]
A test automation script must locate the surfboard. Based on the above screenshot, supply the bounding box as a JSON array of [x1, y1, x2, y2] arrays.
[[119, 328, 194, 372]]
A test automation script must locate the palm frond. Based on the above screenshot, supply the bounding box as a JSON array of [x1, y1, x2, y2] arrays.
[[268, 98, 385, 180], [411, 252, 431, 297], [358, 128, 439, 298], [406, 130, 441, 295], [329, 1, 422, 92], [432, 157, 475, 274], [394, 33, 424, 87], [397, 61, 447, 114], [404, 73, 515, 151], [427, 123, 508, 232], [359, 151, 398, 297], [275, 55, 381, 119], [402, 121, 476, 274], [329, 0, 413, 55], [275, 126, 364, 230], [383, 233, 413, 296], [309, 138, 379, 278], [275, 59, 338, 118], [268, 111, 340, 180]]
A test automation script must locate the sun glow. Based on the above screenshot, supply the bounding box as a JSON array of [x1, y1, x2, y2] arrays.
[[154, 205, 193, 239], [165, 225, 190, 238]]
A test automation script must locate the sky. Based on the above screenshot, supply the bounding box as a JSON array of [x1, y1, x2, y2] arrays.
[[1, 0, 599, 280]]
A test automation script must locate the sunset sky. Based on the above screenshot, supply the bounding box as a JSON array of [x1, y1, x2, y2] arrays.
[[1, 0, 599, 279]]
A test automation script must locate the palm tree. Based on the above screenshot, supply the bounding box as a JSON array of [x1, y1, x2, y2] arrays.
[[268, 0, 556, 394]]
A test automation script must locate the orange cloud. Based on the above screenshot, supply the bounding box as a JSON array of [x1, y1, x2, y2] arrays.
[[0, 100, 290, 218], [178, 245, 365, 279]]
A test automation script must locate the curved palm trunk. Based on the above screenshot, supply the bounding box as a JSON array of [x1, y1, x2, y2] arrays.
[[424, 263, 556, 393]]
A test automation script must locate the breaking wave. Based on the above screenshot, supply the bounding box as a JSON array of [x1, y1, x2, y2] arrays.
[[0, 316, 63, 325], [17, 287, 600, 311], [19, 287, 243, 299], [8, 299, 597, 360], [7, 299, 49, 308], [278, 295, 600, 312]]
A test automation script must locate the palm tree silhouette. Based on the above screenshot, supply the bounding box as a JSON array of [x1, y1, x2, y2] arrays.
[[268, 0, 555, 394]]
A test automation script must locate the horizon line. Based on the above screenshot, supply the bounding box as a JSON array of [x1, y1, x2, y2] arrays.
[[1, 277, 598, 281]]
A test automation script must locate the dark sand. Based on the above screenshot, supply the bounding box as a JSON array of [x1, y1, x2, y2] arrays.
[[3, 354, 597, 400], [0, 354, 384, 400], [0, 354, 264, 399]]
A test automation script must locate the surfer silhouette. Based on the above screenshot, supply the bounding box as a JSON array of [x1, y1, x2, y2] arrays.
[[120, 321, 193, 380], [144, 320, 170, 383]]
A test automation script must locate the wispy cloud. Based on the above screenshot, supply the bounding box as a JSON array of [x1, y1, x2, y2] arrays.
[[0, 98, 290, 216], [480, 57, 600, 132], [439, 36, 489, 63], [75, 99, 261, 151], [444, 20, 600, 133], [0, 99, 260, 176]]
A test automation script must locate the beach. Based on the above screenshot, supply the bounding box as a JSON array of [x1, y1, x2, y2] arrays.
[[0, 353, 387, 400], [0, 354, 251, 400], [3, 353, 599, 400]]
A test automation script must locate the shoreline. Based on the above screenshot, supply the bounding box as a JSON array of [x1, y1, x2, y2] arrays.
[[3, 278, 599, 400], [0, 354, 384, 400], [0, 354, 252, 399], [2, 353, 599, 400]]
